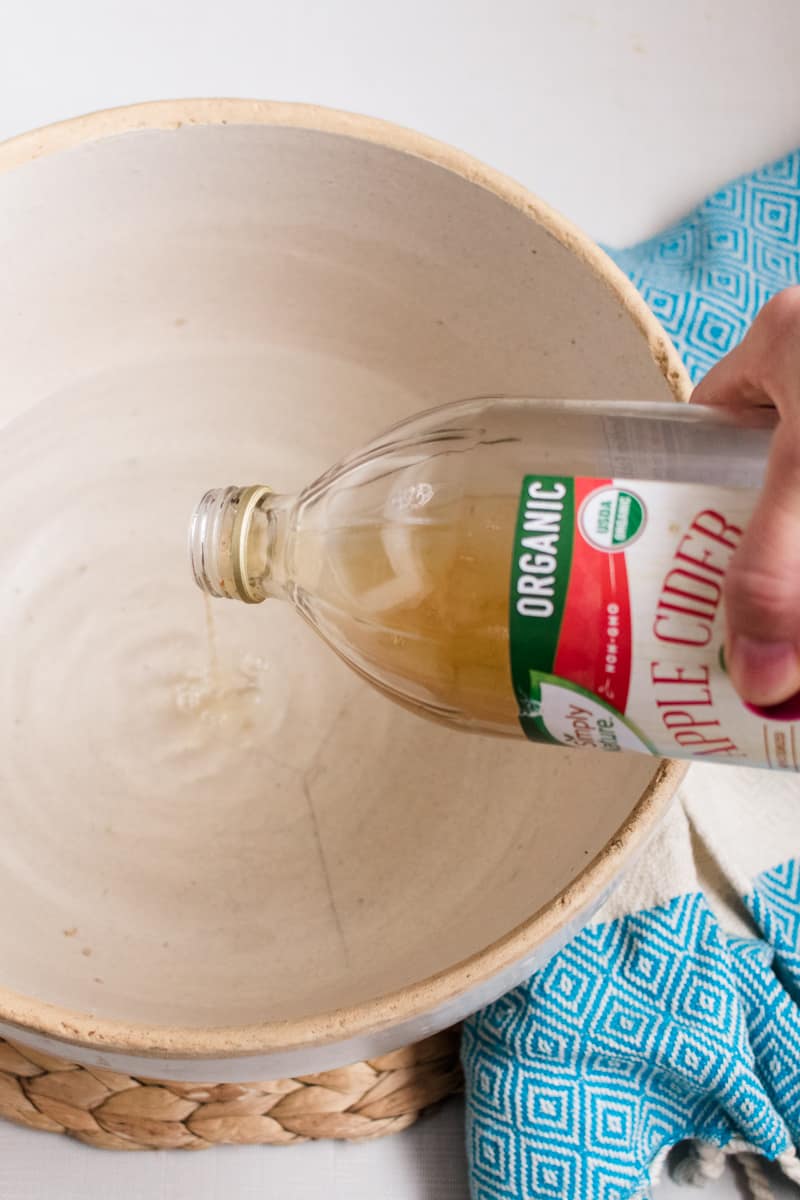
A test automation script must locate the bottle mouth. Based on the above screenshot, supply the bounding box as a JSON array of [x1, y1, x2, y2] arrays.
[[189, 487, 236, 600], [189, 485, 273, 603]]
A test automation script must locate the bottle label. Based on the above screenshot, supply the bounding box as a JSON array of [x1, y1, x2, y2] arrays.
[[509, 475, 796, 770]]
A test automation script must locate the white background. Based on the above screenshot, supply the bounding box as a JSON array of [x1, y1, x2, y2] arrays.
[[2, 1, 800, 1196]]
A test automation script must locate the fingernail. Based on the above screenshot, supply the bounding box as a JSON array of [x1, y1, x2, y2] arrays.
[[727, 636, 800, 706]]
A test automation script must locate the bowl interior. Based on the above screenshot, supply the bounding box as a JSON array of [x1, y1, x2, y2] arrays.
[[0, 116, 671, 1032]]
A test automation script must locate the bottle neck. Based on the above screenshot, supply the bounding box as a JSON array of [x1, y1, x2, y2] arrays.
[[190, 485, 292, 604]]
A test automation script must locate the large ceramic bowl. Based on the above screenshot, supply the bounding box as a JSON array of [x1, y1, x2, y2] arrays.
[[0, 100, 687, 1082]]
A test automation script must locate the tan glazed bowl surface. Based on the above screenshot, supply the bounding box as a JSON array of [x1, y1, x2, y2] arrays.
[[0, 99, 688, 1082]]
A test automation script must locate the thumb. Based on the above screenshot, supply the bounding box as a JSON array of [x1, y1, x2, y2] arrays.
[[691, 288, 800, 706], [724, 420, 800, 706]]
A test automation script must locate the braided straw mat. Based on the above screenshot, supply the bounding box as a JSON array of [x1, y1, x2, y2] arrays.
[[0, 1029, 462, 1149]]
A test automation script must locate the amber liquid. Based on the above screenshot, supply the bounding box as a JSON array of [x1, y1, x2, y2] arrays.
[[294, 495, 522, 735]]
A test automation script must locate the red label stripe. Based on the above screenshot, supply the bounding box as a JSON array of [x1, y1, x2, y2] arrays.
[[553, 477, 633, 713]]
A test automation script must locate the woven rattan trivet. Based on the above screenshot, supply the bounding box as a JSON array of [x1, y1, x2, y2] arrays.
[[0, 1028, 462, 1149]]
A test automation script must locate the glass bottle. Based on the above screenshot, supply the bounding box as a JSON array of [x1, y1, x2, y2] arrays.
[[190, 396, 790, 769]]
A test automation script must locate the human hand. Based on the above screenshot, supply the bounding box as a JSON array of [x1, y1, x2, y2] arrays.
[[692, 287, 800, 707]]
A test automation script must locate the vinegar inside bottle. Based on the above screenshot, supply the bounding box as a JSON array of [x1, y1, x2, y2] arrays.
[[281, 398, 774, 739], [292, 492, 521, 735]]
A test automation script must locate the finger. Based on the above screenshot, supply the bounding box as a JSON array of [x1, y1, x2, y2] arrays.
[[690, 331, 767, 410], [724, 418, 800, 705], [692, 287, 800, 414]]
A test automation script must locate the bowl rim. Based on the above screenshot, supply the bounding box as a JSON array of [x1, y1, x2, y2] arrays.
[[0, 97, 690, 1060]]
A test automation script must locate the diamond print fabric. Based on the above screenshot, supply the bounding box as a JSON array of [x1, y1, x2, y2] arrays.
[[464, 150, 800, 1200], [609, 150, 800, 383]]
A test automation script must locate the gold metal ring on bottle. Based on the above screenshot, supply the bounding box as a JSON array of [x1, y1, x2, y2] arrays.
[[231, 485, 273, 603]]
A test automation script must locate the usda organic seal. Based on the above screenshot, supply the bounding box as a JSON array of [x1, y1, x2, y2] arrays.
[[579, 485, 646, 552]]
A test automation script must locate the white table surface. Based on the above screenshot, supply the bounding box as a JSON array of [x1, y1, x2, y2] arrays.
[[2, 2, 800, 1196]]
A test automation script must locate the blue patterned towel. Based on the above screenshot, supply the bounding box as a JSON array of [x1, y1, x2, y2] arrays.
[[464, 150, 800, 1200]]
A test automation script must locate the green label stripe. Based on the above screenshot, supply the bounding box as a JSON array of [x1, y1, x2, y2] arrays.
[[508, 475, 574, 723]]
